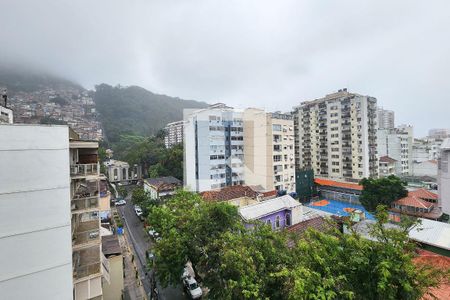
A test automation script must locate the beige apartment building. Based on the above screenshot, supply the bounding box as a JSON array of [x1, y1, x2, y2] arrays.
[[293, 89, 378, 182], [244, 109, 296, 193], [70, 130, 109, 300]]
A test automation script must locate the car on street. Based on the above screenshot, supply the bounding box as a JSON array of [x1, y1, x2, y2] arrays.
[[134, 205, 143, 216], [115, 199, 126, 206], [183, 276, 202, 299]]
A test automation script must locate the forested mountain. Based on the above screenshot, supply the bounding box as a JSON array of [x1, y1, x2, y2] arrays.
[[93, 84, 208, 143]]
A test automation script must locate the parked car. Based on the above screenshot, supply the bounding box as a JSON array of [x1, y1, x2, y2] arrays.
[[134, 205, 143, 216], [183, 276, 202, 299], [148, 229, 159, 238], [115, 199, 126, 206]]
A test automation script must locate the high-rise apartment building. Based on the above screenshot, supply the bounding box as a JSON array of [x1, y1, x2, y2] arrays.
[[184, 104, 245, 192], [70, 130, 107, 300], [377, 125, 413, 176], [184, 104, 296, 193], [0, 124, 73, 299], [438, 138, 450, 215], [377, 107, 395, 129], [164, 120, 184, 148], [243, 109, 296, 193], [293, 89, 378, 182]]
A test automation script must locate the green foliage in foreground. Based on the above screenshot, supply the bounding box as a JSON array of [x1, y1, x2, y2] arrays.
[[150, 191, 445, 300], [359, 175, 408, 213]]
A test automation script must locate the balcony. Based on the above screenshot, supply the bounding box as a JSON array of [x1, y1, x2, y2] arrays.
[[73, 219, 100, 248], [73, 245, 101, 281], [71, 196, 99, 213], [71, 163, 99, 177]]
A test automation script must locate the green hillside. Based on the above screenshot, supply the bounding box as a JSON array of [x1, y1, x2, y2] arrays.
[[93, 84, 208, 142]]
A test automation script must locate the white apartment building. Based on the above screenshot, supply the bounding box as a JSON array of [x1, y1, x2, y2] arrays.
[[412, 138, 443, 163], [243, 109, 296, 193], [377, 107, 395, 129], [184, 104, 245, 192], [438, 138, 450, 215], [293, 89, 378, 182], [429, 128, 450, 139], [377, 125, 413, 176], [0, 124, 73, 299], [164, 120, 184, 148], [70, 130, 109, 300]]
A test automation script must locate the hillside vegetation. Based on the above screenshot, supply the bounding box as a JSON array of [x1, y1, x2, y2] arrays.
[[93, 84, 208, 143]]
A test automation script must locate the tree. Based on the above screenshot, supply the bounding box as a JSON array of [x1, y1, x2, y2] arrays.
[[281, 206, 444, 300], [151, 191, 444, 299], [359, 175, 408, 212], [117, 186, 127, 198]]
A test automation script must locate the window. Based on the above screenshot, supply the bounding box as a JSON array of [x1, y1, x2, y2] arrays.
[[272, 124, 282, 131], [285, 213, 291, 226], [275, 216, 281, 228]]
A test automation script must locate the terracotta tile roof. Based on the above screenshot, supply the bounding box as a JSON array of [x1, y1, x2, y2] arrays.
[[145, 176, 182, 192], [409, 188, 439, 200], [393, 195, 434, 209], [314, 178, 363, 191], [414, 249, 450, 300], [287, 216, 332, 235], [379, 155, 397, 163], [201, 185, 260, 202]]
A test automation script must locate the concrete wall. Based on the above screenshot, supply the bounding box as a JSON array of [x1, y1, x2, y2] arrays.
[[0, 124, 73, 300], [102, 255, 124, 300], [438, 145, 450, 214]]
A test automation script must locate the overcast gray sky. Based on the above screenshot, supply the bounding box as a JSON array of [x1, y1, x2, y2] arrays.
[[1, 0, 449, 137]]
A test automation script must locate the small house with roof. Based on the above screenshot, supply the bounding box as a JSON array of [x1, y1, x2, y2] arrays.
[[390, 188, 442, 221], [379, 156, 398, 177], [144, 176, 182, 200], [238, 195, 303, 230]]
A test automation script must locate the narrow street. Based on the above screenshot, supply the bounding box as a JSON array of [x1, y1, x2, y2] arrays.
[[118, 191, 188, 300]]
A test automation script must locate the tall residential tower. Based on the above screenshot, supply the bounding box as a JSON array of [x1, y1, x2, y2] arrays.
[[293, 89, 378, 182]]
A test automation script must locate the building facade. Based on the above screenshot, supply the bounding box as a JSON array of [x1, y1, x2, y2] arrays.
[[438, 139, 450, 215], [184, 104, 245, 192], [104, 159, 142, 185], [377, 107, 395, 129], [0, 124, 73, 299], [379, 156, 398, 177], [164, 120, 184, 148], [143, 176, 182, 200], [377, 125, 413, 176], [428, 128, 450, 140], [293, 89, 378, 182], [243, 109, 296, 193], [70, 133, 108, 300]]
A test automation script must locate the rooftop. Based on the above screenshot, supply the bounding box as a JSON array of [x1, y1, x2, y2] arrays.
[[409, 188, 438, 200], [393, 195, 434, 209], [201, 185, 260, 202], [102, 235, 121, 257], [379, 155, 397, 163], [239, 195, 300, 221], [409, 218, 450, 251], [314, 178, 363, 191], [145, 176, 182, 191]]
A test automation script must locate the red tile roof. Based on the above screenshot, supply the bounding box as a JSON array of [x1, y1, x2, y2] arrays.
[[414, 250, 450, 300], [201, 185, 260, 202], [379, 155, 397, 163], [393, 195, 434, 209], [314, 178, 363, 191], [287, 216, 333, 235], [409, 188, 439, 200]]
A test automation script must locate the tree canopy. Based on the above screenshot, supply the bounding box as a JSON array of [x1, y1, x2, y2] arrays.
[[359, 175, 408, 212], [149, 191, 444, 300]]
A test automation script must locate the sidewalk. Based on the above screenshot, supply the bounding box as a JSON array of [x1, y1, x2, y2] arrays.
[[119, 224, 147, 300]]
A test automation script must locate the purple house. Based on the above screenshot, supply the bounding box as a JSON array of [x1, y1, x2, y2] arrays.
[[239, 195, 302, 230]]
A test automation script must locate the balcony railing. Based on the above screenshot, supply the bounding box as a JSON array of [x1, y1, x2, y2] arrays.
[[70, 163, 99, 177], [73, 228, 100, 247], [73, 262, 101, 280], [71, 196, 99, 213]]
